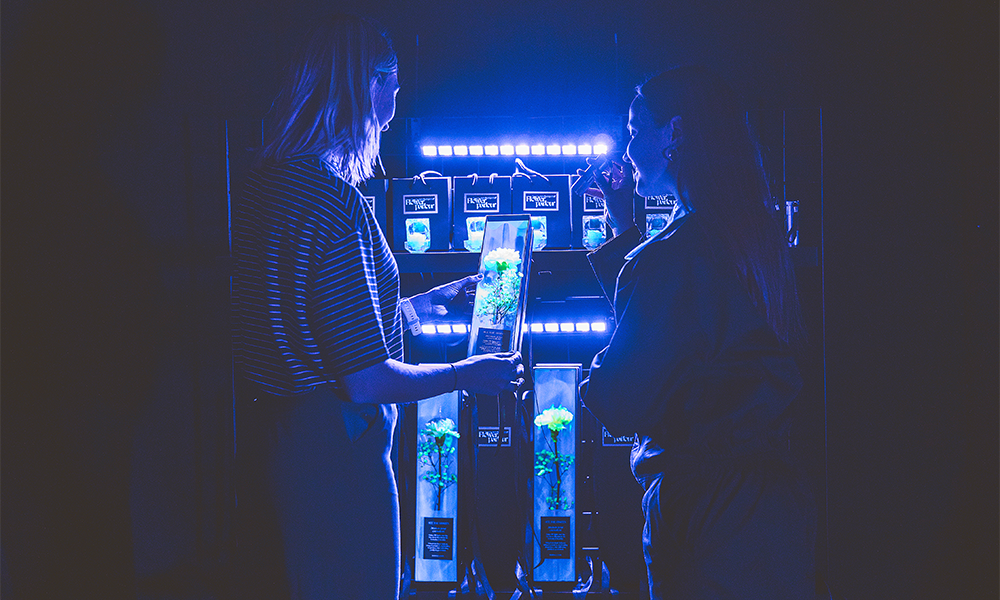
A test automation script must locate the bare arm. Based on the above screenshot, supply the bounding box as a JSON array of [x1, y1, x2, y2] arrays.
[[340, 352, 523, 405]]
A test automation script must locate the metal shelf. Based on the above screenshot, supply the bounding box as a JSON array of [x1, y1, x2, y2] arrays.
[[394, 249, 594, 274], [395, 246, 818, 274]]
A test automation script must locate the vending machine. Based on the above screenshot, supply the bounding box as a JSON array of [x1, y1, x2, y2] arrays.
[[385, 108, 822, 598]]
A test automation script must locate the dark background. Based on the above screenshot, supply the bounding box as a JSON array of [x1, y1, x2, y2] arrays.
[[2, 0, 996, 598]]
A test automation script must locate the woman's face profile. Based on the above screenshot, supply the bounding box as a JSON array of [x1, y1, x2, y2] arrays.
[[372, 69, 400, 132], [625, 96, 672, 198]]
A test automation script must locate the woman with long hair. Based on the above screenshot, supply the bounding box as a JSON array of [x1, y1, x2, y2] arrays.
[[580, 65, 815, 598], [231, 15, 522, 598]]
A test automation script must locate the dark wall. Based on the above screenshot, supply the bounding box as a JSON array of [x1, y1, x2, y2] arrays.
[[820, 1, 999, 596], [2, 0, 996, 598]]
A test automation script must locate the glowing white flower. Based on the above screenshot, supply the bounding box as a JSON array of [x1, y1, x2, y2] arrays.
[[534, 406, 574, 432], [424, 417, 460, 439], [483, 247, 521, 274]]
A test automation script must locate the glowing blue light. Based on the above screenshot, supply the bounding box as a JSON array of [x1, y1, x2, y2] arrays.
[[420, 135, 615, 158], [594, 134, 614, 154], [436, 324, 453, 334], [522, 320, 610, 333], [453, 323, 469, 333], [421, 324, 437, 334]]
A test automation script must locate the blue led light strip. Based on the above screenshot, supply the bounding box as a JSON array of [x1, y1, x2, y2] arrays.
[[420, 321, 608, 334], [420, 142, 609, 158]]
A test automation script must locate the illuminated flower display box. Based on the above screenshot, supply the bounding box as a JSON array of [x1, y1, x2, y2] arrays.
[[453, 175, 512, 252], [534, 406, 575, 511], [390, 175, 453, 251], [512, 173, 571, 249], [468, 215, 533, 356], [414, 390, 461, 583], [572, 188, 607, 250], [531, 364, 581, 584], [418, 417, 459, 512]]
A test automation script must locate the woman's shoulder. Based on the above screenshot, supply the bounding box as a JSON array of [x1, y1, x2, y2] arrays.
[[634, 214, 739, 292], [643, 213, 714, 263], [250, 156, 365, 221], [256, 155, 351, 192]]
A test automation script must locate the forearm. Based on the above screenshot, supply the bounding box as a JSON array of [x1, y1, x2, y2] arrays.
[[405, 292, 432, 321], [606, 210, 636, 238], [341, 359, 457, 405], [587, 225, 642, 302]]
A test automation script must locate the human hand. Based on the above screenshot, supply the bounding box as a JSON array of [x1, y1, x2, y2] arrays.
[[577, 157, 635, 237], [454, 351, 524, 395], [410, 274, 482, 320]]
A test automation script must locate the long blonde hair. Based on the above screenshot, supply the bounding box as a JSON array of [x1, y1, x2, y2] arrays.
[[257, 14, 396, 185]]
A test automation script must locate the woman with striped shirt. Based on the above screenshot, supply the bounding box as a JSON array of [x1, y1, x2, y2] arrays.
[[231, 14, 522, 599]]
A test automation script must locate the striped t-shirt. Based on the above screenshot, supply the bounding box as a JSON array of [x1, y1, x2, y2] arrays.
[[232, 155, 402, 396]]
